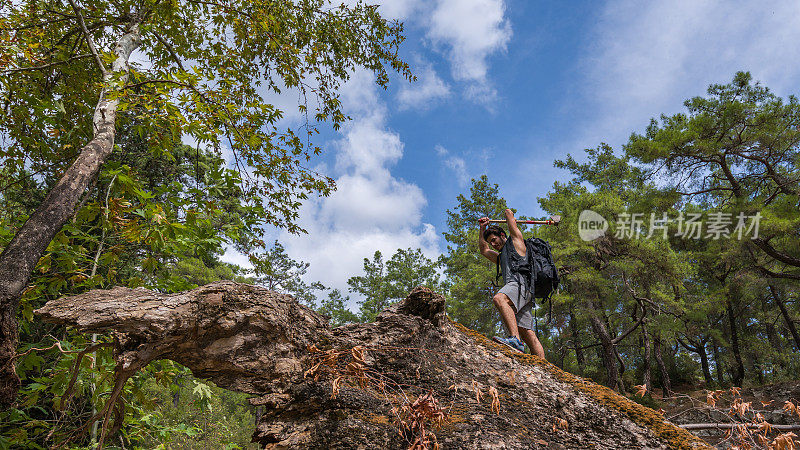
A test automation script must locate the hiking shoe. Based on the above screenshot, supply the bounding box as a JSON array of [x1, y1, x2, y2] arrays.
[[492, 336, 525, 353]]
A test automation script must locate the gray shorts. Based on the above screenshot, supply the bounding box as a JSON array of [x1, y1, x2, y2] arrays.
[[498, 281, 534, 331]]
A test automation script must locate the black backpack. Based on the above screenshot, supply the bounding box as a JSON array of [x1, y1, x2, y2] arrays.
[[495, 237, 560, 324], [524, 237, 559, 301]]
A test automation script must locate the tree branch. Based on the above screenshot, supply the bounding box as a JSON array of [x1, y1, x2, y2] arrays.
[[151, 29, 185, 72], [66, 0, 108, 76], [0, 54, 93, 75], [717, 153, 743, 198], [752, 238, 800, 268], [611, 307, 647, 345]]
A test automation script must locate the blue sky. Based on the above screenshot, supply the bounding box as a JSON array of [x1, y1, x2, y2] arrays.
[[223, 0, 800, 301]]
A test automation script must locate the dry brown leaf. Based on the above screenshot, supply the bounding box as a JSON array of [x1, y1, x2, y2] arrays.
[[733, 423, 750, 440], [331, 376, 342, 399], [757, 420, 772, 435], [488, 386, 500, 414], [771, 432, 798, 450], [304, 362, 322, 379], [730, 399, 752, 417], [784, 401, 799, 418], [707, 391, 717, 407], [472, 380, 482, 404], [351, 346, 365, 364]]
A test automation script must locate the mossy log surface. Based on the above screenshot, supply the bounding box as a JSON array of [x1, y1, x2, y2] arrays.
[[36, 281, 710, 449]]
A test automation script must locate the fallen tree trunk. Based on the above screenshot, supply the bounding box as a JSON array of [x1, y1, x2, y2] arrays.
[[36, 281, 709, 449]]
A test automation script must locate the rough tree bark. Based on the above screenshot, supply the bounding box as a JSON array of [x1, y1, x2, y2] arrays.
[[589, 310, 623, 393], [35, 282, 709, 449], [0, 22, 141, 406]]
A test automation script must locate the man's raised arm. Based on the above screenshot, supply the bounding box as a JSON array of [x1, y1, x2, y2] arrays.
[[504, 209, 525, 241], [504, 209, 528, 257], [478, 217, 499, 264]]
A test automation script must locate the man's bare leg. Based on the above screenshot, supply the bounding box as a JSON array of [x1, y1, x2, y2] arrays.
[[492, 293, 520, 339], [519, 327, 545, 359]]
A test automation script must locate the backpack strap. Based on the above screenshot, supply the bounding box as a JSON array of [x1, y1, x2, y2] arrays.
[[495, 256, 501, 285]]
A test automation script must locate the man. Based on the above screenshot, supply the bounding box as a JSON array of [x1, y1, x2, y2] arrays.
[[478, 209, 545, 358]]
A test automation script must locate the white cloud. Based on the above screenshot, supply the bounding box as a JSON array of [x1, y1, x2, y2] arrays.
[[220, 245, 253, 270], [397, 61, 451, 110], [426, 0, 512, 101], [341, 0, 510, 107], [578, 0, 800, 148], [277, 69, 439, 307], [435, 145, 469, 188], [319, 174, 427, 231], [334, 114, 403, 176]]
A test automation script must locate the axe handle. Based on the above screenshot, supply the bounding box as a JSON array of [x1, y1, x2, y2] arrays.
[[487, 219, 558, 225]]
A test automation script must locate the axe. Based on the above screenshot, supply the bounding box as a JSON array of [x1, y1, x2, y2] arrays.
[[486, 215, 562, 226]]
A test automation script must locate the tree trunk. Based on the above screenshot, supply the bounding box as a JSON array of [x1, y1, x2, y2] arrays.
[[641, 323, 652, 394], [654, 335, 672, 399], [172, 374, 183, 408], [569, 309, 585, 376], [711, 339, 725, 385], [34, 282, 707, 449], [697, 342, 712, 386], [614, 348, 627, 394], [0, 25, 141, 407], [588, 307, 622, 392], [679, 339, 713, 386], [770, 285, 800, 351], [726, 299, 745, 386], [761, 292, 783, 353]]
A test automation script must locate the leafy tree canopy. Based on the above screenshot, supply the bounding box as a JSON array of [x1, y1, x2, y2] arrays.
[[1, 0, 412, 236]]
